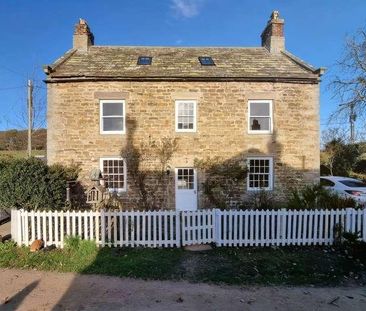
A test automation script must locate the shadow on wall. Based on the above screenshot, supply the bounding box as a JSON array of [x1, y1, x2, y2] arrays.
[[114, 116, 177, 210], [99, 117, 319, 210]]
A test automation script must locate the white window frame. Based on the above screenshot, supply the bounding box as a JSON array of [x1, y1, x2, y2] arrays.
[[247, 157, 273, 191], [100, 99, 126, 134], [175, 100, 197, 132], [99, 157, 127, 193], [248, 100, 273, 134]]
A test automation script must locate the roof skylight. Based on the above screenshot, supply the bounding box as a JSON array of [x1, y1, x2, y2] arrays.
[[198, 56, 215, 66], [137, 56, 152, 65]]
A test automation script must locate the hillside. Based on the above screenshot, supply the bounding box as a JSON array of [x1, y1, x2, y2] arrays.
[[0, 129, 46, 151]]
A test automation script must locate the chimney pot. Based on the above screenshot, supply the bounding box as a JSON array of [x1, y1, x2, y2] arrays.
[[73, 18, 94, 51], [261, 10, 285, 53]]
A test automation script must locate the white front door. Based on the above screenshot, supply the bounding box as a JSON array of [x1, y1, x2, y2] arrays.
[[175, 168, 197, 211]]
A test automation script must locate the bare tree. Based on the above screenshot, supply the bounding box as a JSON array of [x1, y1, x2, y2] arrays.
[[330, 27, 366, 130]]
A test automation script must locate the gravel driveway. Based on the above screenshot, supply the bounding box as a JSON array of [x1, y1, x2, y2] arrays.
[[1, 268, 366, 310]]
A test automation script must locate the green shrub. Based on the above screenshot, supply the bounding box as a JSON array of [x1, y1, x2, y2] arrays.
[[354, 159, 366, 174], [342, 231, 361, 245], [0, 157, 79, 211], [342, 231, 366, 259], [287, 183, 357, 210], [241, 190, 281, 210]]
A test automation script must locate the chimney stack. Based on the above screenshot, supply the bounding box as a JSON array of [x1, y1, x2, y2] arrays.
[[261, 11, 285, 53], [73, 18, 94, 51]]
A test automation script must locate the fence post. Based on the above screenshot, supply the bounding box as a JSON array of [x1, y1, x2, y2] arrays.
[[176, 211, 181, 247], [10, 209, 15, 242], [345, 208, 353, 233], [281, 208, 286, 246], [10, 209, 18, 244], [101, 209, 105, 247], [214, 209, 221, 246], [24, 210, 29, 246]]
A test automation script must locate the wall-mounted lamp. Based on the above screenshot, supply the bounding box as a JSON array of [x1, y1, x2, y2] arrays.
[[166, 165, 171, 176]]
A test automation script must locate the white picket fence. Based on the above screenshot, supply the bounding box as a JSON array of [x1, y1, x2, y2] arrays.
[[11, 208, 366, 248], [11, 209, 180, 248], [216, 209, 366, 246]]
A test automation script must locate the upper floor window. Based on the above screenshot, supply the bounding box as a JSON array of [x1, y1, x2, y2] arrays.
[[100, 99, 125, 134], [247, 157, 273, 191], [175, 100, 197, 132], [248, 100, 273, 134], [100, 157, 126, 192]]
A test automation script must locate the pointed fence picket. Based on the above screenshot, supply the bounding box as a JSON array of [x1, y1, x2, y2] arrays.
[[10, 208, 366, 249], [216, 208, 362, 247]]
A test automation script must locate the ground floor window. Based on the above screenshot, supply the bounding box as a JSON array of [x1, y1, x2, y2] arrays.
[[247, 157, 273, 190], [100, 157, 126, 192]]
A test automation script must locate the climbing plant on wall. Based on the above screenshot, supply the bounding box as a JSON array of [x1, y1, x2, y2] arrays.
[[194, 156, 247, 209]]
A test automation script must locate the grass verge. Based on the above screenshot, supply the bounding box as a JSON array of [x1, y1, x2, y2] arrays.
[[0, 239, 365, 286]]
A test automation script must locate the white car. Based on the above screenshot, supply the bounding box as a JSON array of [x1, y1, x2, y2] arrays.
[[320, 176, 366, 204]]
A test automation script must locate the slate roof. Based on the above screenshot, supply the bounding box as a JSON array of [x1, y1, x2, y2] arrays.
[[45, 46, 322, 83]]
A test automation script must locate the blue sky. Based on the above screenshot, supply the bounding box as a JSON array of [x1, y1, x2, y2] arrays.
[[0, 0, 365, 134]]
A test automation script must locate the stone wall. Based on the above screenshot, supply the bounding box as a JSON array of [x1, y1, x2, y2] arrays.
[[47, 81, 320, 209]]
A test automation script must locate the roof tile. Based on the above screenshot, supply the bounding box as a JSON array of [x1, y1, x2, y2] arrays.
[[47, 46, 319, 82]]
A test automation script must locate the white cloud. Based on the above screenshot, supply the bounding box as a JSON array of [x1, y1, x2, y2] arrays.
[[171, 0, 204, 18]]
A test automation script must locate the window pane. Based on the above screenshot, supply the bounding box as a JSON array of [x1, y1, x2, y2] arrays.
[[248, 158, 272, 190], [103, 103, 123, 116], [250, 102, 270, 116], [103, 117, 124, 131], [177, 168, 194, 189], [176, 102, 195, 131], [102, 158, 125, 190], [137, 56, 152, 65], [250, 117, 270, 131]]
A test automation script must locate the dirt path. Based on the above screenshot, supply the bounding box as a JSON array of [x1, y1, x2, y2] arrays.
[[0, 268, 366, 311]]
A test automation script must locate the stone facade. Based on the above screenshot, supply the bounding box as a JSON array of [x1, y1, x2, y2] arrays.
[[45, 12, 322, 209], [47, 80, 320, 209]]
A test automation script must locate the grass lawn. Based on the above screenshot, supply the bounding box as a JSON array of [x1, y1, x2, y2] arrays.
[[1, 239, 365, 286]]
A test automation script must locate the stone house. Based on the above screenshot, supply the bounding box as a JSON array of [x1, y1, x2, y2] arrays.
[[44, 11, 324, 210]]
